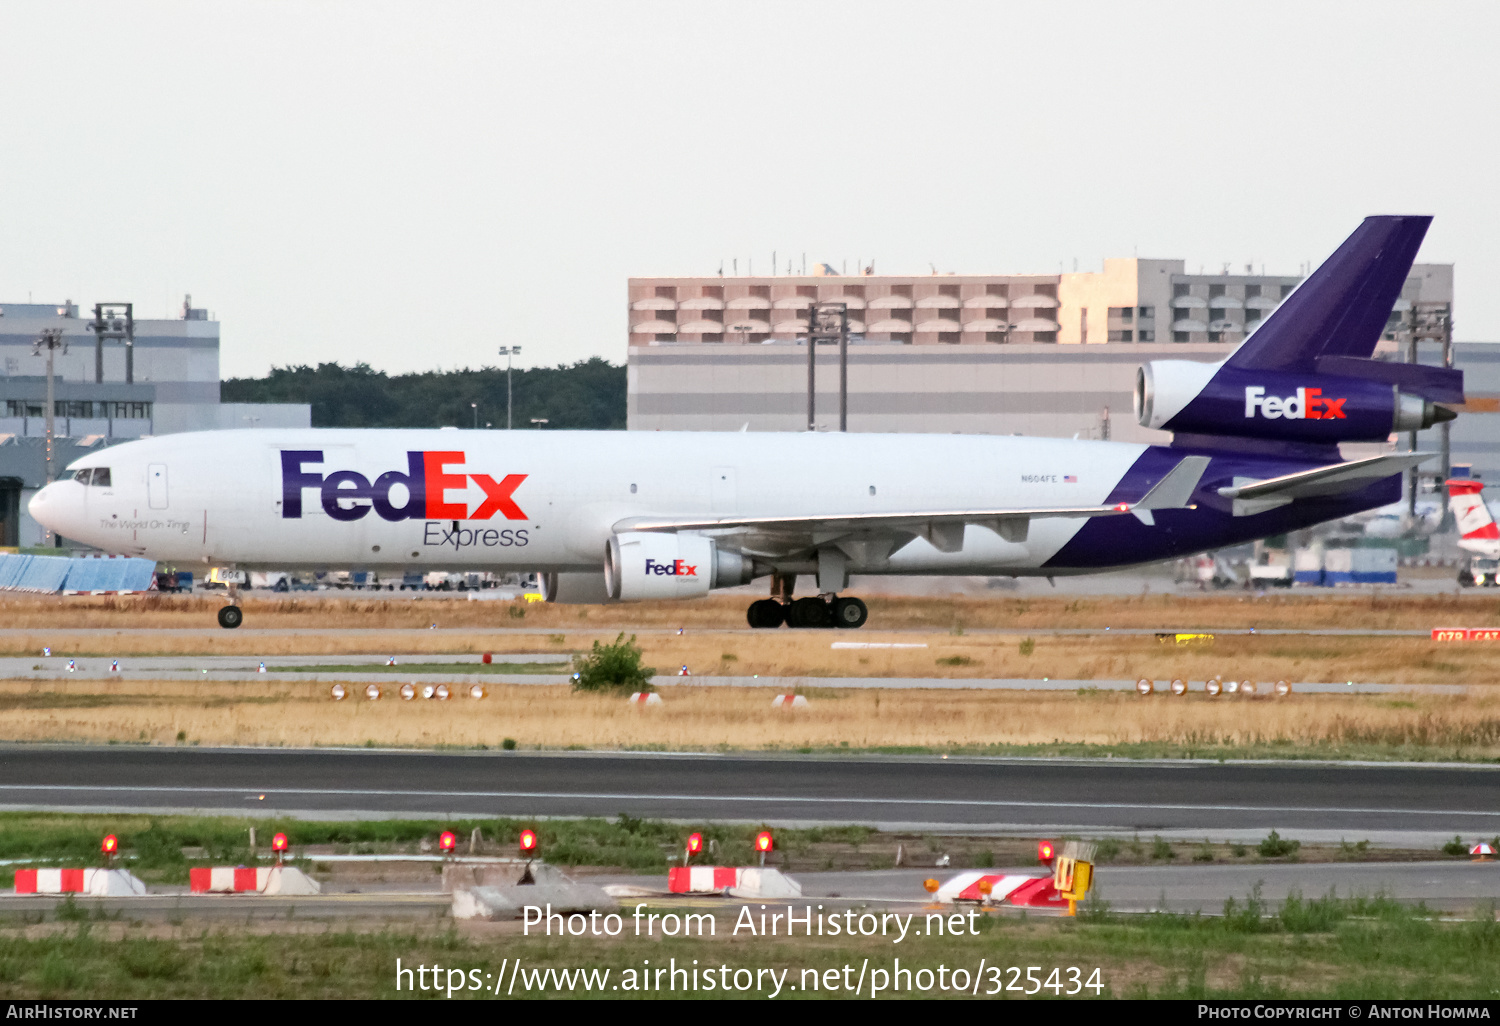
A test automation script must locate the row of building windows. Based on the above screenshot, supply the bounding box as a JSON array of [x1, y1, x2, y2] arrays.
[[644, 282, 1057, 302], [4, 400, 152, 419]]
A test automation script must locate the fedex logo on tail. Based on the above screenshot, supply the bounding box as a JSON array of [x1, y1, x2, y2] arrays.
[[644, 558, 697, 577], [1244, 387, 1347, 420], [281, 451, 526, 522]]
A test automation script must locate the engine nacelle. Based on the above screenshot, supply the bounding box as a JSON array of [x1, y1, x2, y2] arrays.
[[1135, 360, 1452, 443], [605, 532, 753, 601], [540, 572, 617, 605]]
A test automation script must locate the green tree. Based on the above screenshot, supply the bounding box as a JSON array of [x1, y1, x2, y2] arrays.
[[571, 633, 655, 694], [222, 357, 626, 430]]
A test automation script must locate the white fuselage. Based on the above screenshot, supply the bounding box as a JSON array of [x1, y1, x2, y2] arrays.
[[29, 428, 1151, 577]]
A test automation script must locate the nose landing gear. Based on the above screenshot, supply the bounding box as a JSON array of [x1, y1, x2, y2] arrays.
[[217, 605, 243, 629]]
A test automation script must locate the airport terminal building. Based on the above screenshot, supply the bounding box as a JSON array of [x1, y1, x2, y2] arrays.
[[0, 297, 309, 548], [627, 259, 1498, 483]]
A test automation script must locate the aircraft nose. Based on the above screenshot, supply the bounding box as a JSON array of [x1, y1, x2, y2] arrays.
[[28, 480, 82, 535]]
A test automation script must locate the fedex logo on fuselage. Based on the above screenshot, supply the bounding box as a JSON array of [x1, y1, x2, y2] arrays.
[[644, 558, 697, 577], [280, 450, 526, 522], [1243, 387, 1346, 421]]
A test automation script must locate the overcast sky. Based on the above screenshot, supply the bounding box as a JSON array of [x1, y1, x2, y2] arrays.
[[2, 1, 1496, 377]]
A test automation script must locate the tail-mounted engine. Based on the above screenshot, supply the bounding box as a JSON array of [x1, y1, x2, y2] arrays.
[[1135, 360, 1454, 444]]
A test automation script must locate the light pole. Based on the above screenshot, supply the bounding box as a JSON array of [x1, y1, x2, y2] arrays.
[[33, 329, 67, 486], [471, 402, 478, 429], [530, 418, 548, 429], [498, 346, 522, 429]]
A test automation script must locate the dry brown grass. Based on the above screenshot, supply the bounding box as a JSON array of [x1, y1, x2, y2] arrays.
[[6, 630, 1499, 685], [2, 589, 1499, 633], [4, 678, 1500, 757]]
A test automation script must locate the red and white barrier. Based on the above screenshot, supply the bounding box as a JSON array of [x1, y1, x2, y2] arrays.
[[628, 692, 663, 706], [771, 694, 808, 708], [14, 868, 146, 896], [188, 866, 320, 895], [667, 866, 801, 898], [933, 871, 1068, 908]]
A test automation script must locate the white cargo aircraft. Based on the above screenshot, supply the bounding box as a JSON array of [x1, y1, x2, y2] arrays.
[[28, 216, 1461, 630]]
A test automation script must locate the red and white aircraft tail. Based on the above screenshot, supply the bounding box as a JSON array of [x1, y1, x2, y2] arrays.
[[1447, 479, 1500, 558]]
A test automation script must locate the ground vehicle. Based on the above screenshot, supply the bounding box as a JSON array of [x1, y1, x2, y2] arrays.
[[1459, 557, 1500, 587], [153, 570, 193, 593]]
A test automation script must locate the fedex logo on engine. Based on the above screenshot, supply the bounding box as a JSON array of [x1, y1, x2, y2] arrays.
[[280, 450, 526, 522], [644, 558, 697, 577], [1243, 387, 1347, 421]]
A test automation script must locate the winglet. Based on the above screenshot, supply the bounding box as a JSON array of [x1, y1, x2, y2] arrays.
[[1131, 456, 1210, 525]]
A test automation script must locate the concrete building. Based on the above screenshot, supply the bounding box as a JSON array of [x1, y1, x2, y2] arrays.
[[628, 257, 1497, 485], [0, 296, 309, 548]]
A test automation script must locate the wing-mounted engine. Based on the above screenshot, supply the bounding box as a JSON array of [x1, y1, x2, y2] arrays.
[[604, 531, 754, 601], [1135, 360, 1454, 444]]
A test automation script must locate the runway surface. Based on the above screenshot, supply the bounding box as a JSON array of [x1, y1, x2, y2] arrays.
[[0, 654, 1469, 694], [3, 745, 1497, 844]]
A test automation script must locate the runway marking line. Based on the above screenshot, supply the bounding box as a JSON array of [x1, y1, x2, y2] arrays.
[[1, 784, 1496, 818]]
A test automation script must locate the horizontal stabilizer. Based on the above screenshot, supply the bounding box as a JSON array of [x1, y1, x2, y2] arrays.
[[1217, 453, 1433, 503]]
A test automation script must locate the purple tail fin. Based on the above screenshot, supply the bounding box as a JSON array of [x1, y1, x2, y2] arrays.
[[1225, 215, 1431, 372]]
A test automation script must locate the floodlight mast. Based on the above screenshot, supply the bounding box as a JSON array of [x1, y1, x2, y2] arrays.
[[32, 329, 67, 489], [499, 346, 522, 429], [89, 303, 134, 383]]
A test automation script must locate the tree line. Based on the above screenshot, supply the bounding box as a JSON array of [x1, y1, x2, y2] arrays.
[[222, 357, 626, 430]]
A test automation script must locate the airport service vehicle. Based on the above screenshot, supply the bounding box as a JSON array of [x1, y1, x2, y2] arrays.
[[28, 216, 1463, 629]]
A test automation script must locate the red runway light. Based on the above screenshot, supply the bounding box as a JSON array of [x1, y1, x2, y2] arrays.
[[271, 832, 288, 852], [686, 832, 703, 855], [755, 831, 774, 853], [439, 830, 457, 852], [101, 834, 118, 855], [519, 829, 538, 854], [1038, 840, 1056, 864]]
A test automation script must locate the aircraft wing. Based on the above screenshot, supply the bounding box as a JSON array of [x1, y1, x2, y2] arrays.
[[613, 456, 1209, 554]]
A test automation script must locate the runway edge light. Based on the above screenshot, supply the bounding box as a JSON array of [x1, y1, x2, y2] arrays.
[[272, 831, 288, 864], [1038, 840, 1056, 864], [519, 828, 538, 856], [439, 830, 457, 854], [102, 834, 118, 863]]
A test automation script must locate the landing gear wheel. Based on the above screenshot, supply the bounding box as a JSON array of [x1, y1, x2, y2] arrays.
[[746, 599, 785, 629], [832, 596, 868, 629], [787, 596, 832, 629], [217, 605, 243, 630]]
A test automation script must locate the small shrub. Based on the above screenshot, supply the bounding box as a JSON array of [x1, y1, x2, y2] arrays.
[[507, 606, 525, 620], [1093, 838, 1122, 862], [1018, 637, 1035, 656], [949, 623, 965, 636], [1441, 835, 1468, 857], [1151, 836, 1175, 861], [972, 850, 994, 868], [571, 633, 655, 694], [720, 653, 737, 662], [1231, 843, 1248, 858], [501, 738, 517, 751], [1338, 839, 1370, 859], [1258, 830, 1300, 858], [936, 655, 972, 667], [175, 730, 186, 742], [1193, 841, 1214, 863]]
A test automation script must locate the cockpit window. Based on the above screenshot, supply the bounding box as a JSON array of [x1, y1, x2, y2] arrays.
[[73, 470, 91, 484], [72, 468, 111, 486]]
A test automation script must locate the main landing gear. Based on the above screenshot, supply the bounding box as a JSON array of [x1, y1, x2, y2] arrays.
[[746, 595, 868, 629]]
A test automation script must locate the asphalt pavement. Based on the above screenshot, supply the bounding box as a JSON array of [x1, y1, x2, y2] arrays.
[[3, 745, 1497, 846]]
